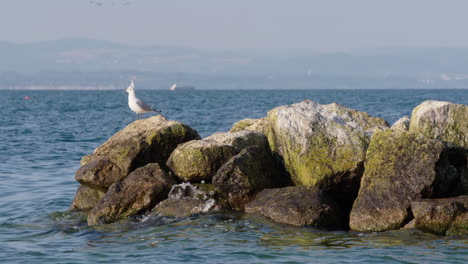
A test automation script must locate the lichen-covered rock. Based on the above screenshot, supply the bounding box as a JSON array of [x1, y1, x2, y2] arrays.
[[75, 115, 199, 191], [266, 100, 387, 188], [212, 146, 289, 210], [229, 118, 269, 135], [152, 183, 223, 218], [166, 140, 238, 182], [349, 130, 451, 232], [70, 185, 105, 211], [245, 186, 345, 229], [409, 100, 468, 148], [391, 116, 411, 131], [87, 163, 176, 225], [411, 196, 468, 236], [204, 130, 269, 151]]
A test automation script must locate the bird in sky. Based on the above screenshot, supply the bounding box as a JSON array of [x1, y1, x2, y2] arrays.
[[125, 80, 161, 119]]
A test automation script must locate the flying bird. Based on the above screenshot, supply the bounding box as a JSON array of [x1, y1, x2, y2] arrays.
[[125, 80, 161, 119]]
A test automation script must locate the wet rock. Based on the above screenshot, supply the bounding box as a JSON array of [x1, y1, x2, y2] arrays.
[[204, 130, 269, 151], [87, 163, 176, 225], [446, 212, 468, 236], [229, 118, 269, 135], [391, 116, 411, 131], [350, 130, 452, 232], [411, 196, 468, 236], [409, 100, 468, 148], [153, 183, 223, 218], [245, 186, 345, 229], [266, 100, 388, 189], [70, 185, 105, 211], [213, 146, 289, 211], [166, 140, 238, 182]]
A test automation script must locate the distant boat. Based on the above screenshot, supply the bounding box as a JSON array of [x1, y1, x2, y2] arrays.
[[169, 83, 195, 91]]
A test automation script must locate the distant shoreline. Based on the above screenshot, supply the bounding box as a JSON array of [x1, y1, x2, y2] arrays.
[[0, 86, 120, 91]]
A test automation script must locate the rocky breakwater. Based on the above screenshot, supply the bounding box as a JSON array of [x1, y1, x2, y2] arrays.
[[69, 100, 467, 236]]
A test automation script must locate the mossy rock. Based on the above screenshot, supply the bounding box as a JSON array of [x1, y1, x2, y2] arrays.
[[74, 115, 199, 193], [446, 212, 468, 236], [349, 130, 450, 232], [266, 100, 386, 189], [166, 140, 238, 182], [411, 196, 468, 236], [87, 163, 176, 225], [410, 100, 468, 148]]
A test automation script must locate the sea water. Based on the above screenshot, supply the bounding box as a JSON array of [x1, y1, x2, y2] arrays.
[[0, 89, 467, 263]]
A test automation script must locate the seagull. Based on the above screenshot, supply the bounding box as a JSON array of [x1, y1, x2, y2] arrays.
[[125, 80, 161, 119]]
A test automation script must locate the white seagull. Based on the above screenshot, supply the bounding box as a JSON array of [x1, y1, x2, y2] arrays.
[[125, 80, 161, 119]]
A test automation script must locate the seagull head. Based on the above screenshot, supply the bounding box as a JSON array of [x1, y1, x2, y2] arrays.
[[125, 80, 135, 93]]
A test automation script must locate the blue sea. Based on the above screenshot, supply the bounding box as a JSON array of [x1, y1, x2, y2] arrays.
[[1, 89, 467, 263]]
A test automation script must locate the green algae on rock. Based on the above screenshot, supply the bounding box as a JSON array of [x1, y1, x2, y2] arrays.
[[87, 163, 176, 225], [266, 100, 387, 188], [410, 100, 468, 148], [166, 140, 238, 182], [349, 130, 452, 232], [74, 115, 199, 192], [411, 196, 468, 236]]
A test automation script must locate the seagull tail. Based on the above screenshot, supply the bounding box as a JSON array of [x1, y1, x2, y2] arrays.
[[152, 109, 162, 113]]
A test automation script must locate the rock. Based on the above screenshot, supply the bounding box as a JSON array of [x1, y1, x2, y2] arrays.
[[446, 212, 468, 236], [153, 183, 223, 218], [204, 130, 269, 151], [411, 196, 468, 236], [75, 116, 199, 191], [229, 118, 269, 135], [166, 140, 238, 182], [391, 116, 411, 131], [75, 159, 123, 191], [70, 185, 105, 211], [245, 186, 345, 229], [213, 146, 289, 210], [409, 100, 468, 148], [266, 100, 388, 189], [349, 130, 452, 232], [87, 163, 176, 225]]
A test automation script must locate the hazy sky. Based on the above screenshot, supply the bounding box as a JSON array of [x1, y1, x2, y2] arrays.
[[2, 0, 468, 52]]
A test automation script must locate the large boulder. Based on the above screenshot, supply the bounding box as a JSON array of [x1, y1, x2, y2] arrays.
[[410, 196, 468, 236], [153, 183, 223, 218], [212, 146, 289, 210], [166, 140, 238, 182], [70, 185, 105, 211], [204, 130, 269, 151], [87, 163, 176, 225], [75, 115, 199, 191], [409, 100, 468, 148], [245, 186, 345, 229], [349, 130, 454, 232], [229, 118, 269, 135], [266, 100, 388, 188]]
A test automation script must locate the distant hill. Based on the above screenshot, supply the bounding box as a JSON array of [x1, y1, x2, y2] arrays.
[[1, 39, 468, 89]]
